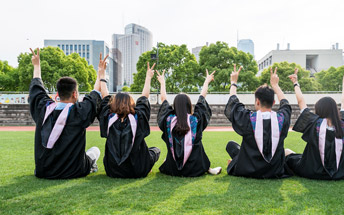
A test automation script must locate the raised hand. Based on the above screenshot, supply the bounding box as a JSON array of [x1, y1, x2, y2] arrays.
[[270, 67, 279, 87], [205, 69, 216, 84], [98, 53, 109, 79], [288, 68, 299, 84], [146, 62, 156, 79], [156, 70, 165, 85], [231, 64, 242, 84], [30, 48, 40, 67]]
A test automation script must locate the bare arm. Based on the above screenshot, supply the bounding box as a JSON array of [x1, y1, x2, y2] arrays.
[[201, 69, 215, 98], [30, 48, 41, 79], [270, 67, 286, 102], [156, 70, 166, 102], [288, 68, 307, 110], [98, 53, 109, 97], [229, 64, 242, 96], [142, 62, 155, 98]]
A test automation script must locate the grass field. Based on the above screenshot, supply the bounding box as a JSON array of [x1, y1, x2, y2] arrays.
[[1, 131, 344, 215]]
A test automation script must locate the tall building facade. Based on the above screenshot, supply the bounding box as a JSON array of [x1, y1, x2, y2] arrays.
[[192, 43, 209, 62], [237, 39, 254, 57], [44, 40, 118, 92], [112, 23, 153, 86]]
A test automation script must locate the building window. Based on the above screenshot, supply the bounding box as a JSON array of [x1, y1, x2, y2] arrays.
[[62, 44, 65, 50], [83, 45, 85, 51], [78, 45, 81, 51], [82, 52, 85, 57], [87, 45, 89, 51], [66, 52, 69, 55], [70, 45, 73, 51], [57, 44, 60, 48], [66, 44, 69, 50], [87, 52, 89, 59], [75, 45, 77, 51], [78, 52, 81, 56]]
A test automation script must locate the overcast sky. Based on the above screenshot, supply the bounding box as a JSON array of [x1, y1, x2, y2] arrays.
[[1, 0, 344, 67]]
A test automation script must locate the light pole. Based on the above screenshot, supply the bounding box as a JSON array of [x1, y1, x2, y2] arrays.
[[151, 42, 159, 104]]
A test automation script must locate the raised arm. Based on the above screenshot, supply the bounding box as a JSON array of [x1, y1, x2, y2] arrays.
[[288, 68, 307, 110], [200, 69, 215, 98], [270, 67, 286, 102], [229, 64, 242, 96], [30, 48, 41, 79], [98, 53, 109, 98], [342, 76, 344, 110], [141, 62, 155, 98], [156, 69, 166, 102]]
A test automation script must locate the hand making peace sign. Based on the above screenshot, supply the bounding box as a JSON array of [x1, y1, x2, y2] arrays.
[[205, 69, 216, 84], [288, 68, 299, 84], [156, 69, 165, 85], [230, 64, 243, 84], [30, 48, 40, 67], [270, 67, 279, 87], [146, 62, 156, 79]]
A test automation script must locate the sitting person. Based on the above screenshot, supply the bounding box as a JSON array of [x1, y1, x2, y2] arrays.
[[28, 48, 101, 179], [98, 61, 160, 178], [225, 65, 292, 179], [156, 69, 222, 177], [285, 68, 344, 180]]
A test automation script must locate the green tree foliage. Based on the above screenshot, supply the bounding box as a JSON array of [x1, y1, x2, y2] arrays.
[[0, 60, 19, 91], [315, 66, 344, 91], [199, 41, 259, 92], [131, 43, 201, 93], [259, 62, 320, 91], [16, 47, 96, 92]]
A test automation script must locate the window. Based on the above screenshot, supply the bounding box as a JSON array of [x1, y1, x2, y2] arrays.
[[57, 44, 60, 48], [82, 52, 85, 57], [78, 45, 81, 51], [87, 52, 89, 59], [83, 45, 85, 51], [66, 44, 69, 50], [62, 44, 65, 50], [70, 45, 73, 51], [87, 45, 89, 51], [78, 52, 81, 56], [74, 45, 77, 51], [66, 52, 69, 55]]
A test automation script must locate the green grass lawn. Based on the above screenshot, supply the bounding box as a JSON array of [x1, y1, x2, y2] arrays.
[[1, 131, 344, 215]]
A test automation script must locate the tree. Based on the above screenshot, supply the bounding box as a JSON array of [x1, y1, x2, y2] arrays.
[[198, 41, 259, 92], [130, 43, 201, 93], [315, 66, 344, 91], [16, 47, 96, 92], [0, 60, 19, 91], [259, 62, 321, 91]]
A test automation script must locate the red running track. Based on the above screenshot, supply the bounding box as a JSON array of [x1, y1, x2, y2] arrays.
[[0, 126, 235, 132]]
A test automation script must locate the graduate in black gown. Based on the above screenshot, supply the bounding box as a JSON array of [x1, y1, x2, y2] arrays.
[[98, 62, 160, 178], [156, 69, 222, 177], [285, 68, 344, 180], [225, 65, 292, 179], [28, 48, 102, 179]]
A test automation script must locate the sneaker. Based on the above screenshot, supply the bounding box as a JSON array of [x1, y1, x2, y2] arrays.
[[208, 167, 222, 175], [90, 162, 98, 173]]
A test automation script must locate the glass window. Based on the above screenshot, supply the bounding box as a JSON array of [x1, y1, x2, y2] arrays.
[[70, 45, 73, 51], [87, 52, 89, 58], [66, 44, 69, 50], [78, 52, 81, 56], [78, 45, 81, 51], [74, 45, 77, 51], [62, 44, 65, 50], [83, 45, 85, 51], [82, 52, 85, 57], [57, 44, 60, 48], [66, 52, 69, 55], [87, 45, 89, 51]]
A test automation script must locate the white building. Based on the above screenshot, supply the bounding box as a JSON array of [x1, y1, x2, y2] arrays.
[[112, 23, 153, 86], [237, 39, 254, 57], [192, 43, 209, 62], [44, 40, 118, 91], [258, 44, 343, 75]]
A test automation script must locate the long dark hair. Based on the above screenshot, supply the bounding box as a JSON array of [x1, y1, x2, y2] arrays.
[[315, 97, 343, 139], [173, 94, 193, 136]]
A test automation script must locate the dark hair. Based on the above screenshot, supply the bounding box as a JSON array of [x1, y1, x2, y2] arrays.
[[315, 97, 343, 139], [173, 94, 193, 136], [56, 77, 78, 100], [254, 84, 275, 108], [109, 93, 135, 118]]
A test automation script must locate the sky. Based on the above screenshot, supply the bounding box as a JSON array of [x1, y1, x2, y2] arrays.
[[1, 0, 344, 67]]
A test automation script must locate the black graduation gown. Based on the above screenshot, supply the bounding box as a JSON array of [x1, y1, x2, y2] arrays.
[[98, 96, 155, 178], [286, 108, 344, 180], [28, 78, 101, 179], [157, 95, 211, 177], [225, 95, 292, 179]]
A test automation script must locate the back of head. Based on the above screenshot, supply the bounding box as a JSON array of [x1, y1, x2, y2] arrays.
[[315, 97, 343, 139], [109, 92, 135, 118], [255, 84, 275, 108], [56, 77, 78, 101], [173, 94, 192, 136]]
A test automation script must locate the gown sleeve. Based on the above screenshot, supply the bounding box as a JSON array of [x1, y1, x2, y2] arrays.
[[193, 95, 212, 131], [74, 90, 102, 128], [134, 96, 151, 138], [157, 100, 174, 132], [277, 99, 292, 130], [340, 110, 344, 121], [224, 95, 252, 136], [28, 78, 53, 123], [98, 95, 112, 138], [293, 108, 319, 143]]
